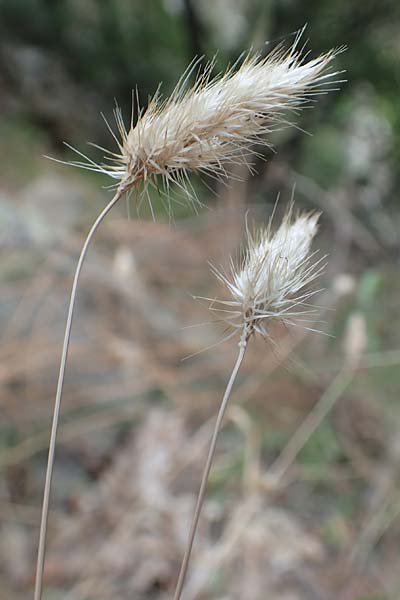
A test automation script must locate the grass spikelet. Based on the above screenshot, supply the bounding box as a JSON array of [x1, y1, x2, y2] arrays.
[[174, 205, 325, 600], [69, 35, 343, 208], [201, 206, 324, 343]]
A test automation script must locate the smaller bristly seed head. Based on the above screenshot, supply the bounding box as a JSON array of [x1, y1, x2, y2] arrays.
[[208, 208, 324, 343], [65, 33, 343, 210]]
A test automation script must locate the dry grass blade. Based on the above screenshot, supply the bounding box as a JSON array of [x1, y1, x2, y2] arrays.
[[173, 339, 247, 600]]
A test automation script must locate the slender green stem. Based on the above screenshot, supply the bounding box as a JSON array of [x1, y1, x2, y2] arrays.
[[173, 338, 248, 600], [34, 190, 123, 600]]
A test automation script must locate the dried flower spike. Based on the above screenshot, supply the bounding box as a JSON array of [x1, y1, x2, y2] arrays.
[[174, 207, 325, 599], [207, 207, 324, 343], [70, 35, 342, 206]]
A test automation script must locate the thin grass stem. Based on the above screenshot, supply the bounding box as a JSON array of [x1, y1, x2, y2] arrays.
[[269, 366, 354, 482], [173, 337, 248, 600], [34, 189, 123, 600]]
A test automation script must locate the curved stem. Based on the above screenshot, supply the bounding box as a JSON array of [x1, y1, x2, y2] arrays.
[[34, 189, 123, 600], [173, 339, 247, 600]]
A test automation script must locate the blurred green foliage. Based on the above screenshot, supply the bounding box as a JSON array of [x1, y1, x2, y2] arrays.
[[0, 0, 188, 102], [1, 0, 399, 176]]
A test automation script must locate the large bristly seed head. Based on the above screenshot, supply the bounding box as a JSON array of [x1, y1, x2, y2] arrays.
[[67, 35, 343, 208], [208, 208, 324, 342]]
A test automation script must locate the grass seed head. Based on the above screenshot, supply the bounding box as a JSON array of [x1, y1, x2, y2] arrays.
[[209, 207, 324, 343], [68, 34, 343, 209]]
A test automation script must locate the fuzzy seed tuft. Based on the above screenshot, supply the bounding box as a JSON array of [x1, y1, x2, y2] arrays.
[[66, 34, 343, 211], [206, 207, 325, 342]]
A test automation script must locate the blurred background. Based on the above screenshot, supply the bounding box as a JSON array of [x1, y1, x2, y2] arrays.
[[0, 1, 399, 599]]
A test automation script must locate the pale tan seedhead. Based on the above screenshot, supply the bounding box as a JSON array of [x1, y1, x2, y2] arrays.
[[64, 34, 343, 212], [205, 207, 324, 344]]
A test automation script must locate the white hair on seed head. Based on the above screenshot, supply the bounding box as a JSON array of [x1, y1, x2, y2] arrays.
[[206, 206, 325, 344], [61, 32, 343, 212]]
